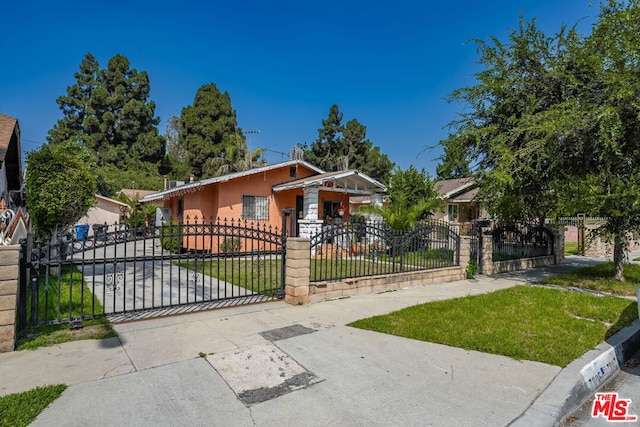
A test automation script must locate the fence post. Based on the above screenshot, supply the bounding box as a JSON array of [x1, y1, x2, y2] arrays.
[[481, 231, 493, 275], [460, 236, 471, 275], [552, 226, 565, 265], [285, 238, 310, 305], [0, 245, 21, 353]]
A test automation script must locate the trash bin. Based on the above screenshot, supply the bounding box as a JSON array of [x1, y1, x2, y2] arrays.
[[93, 224, 107, 239], [74, 224, 90, 240]]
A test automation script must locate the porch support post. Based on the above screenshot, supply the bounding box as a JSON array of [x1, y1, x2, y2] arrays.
[[298, 187, 323, 240], [303, 187, 319, 220]]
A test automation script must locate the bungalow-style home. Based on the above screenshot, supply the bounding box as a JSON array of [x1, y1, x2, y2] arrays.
[[75, 195, 130, 236], [141, 159, 386, 251], [0, 114, 23, 207], [433, 177, 484, 224]]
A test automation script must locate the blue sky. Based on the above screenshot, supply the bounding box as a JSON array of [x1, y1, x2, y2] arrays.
[[1, 1, 600, 176]]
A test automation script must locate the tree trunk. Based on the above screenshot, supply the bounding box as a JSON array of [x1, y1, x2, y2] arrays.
[[613, 233, 626, 282]]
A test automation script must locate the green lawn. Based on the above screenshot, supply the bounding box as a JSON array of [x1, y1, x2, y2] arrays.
[[0, 385, 67, 427], [178, 259, 284, 293], [565, 241, 580, 256], [18, 266, 116, 350], [542, 262, 640, 297], [182, 250, 455, 285], [349, 285, 637, 367]]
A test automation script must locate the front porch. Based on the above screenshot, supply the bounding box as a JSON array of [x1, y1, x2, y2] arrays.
[[272, 170, 386, 239]]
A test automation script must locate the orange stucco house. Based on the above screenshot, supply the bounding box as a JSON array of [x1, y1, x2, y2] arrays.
[[141, 160, 386, 251]]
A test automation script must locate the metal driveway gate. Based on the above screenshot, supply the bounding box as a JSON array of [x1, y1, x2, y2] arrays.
[[24, 218, 286, 326]]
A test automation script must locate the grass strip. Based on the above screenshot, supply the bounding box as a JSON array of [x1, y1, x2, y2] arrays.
[[18, 266, 116, 350], [565, 242, 580, 256], [0, 384, 67, 427], [542, 262, 640, 296], [349, 285, 637, 367]]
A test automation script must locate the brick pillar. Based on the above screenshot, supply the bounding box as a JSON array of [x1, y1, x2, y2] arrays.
[[553, 225, 565, 265], [459, 236, 471, 274], [0, 245, 20, 353], [285, 238, 310, 305], [481, 233, 493, 275]]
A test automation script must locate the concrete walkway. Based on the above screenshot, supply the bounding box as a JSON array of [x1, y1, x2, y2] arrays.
[[1, 256, 638, 426]]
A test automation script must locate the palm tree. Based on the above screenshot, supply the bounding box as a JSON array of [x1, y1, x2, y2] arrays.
[[357, 167, 444, 231], [358, 192, 443, 231], [203, 133, 265, 177]]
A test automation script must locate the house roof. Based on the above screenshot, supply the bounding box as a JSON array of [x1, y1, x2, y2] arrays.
[[272, 170, 386, 195], [118, 188, 157, 200], [435, 178, 475, 199], [450, 186, 479, 203], [0, 113, 22, 195], [96, 194, 130, 208], [142, 159, 325, 202], [0, 113, 18, 161]]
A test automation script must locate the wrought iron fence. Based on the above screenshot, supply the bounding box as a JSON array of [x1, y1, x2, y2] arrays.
[[490, 223, 554, 261], [309, 218, 460, 283], [23, 217, 287, 326]]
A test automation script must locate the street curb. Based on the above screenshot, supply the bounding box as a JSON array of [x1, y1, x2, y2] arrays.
[[509, 318, 640, 427]]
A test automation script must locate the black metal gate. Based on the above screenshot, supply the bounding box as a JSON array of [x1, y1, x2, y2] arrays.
[[23, 217, 287, 326], [468, 220, 487, 274]]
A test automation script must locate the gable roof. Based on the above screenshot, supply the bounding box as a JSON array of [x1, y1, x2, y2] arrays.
[[95, 194, 130, 208], [142, 160, 325, 202], [449, 186, 479, 203], [272, 170, 386, 195], [435, 178, 475, 199], [0, 113, 18, 162], [0, 113, 22, 195], [118, 188, 157, 200]]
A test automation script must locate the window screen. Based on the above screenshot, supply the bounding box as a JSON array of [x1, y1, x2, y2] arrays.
[[242, 195, 269, 220]]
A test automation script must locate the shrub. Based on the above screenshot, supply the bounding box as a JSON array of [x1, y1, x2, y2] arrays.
[[466, 259, 479, 279], [220, 236, 241, 253], [160, 221, 183, 253]]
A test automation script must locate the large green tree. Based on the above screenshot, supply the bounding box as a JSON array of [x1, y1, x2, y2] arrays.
[[179, 83, 243, 179], [305, 105, 394, 184], [435, 140, 471, 180], [439, 0, 640, 281], [439, 17, 577, 224], [48, 53, 165, 193], [26, 141, 97, 238], [162, 115, 192, 180], [572, 0, 640, 280]]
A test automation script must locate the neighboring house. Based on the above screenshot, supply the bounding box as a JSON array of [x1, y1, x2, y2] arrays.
[[117, 188, 158, 202], [434, 178, 484, 223], [141, 159, 386, 251], [75, 195, 129, 236], [0, 114, 23, 207]]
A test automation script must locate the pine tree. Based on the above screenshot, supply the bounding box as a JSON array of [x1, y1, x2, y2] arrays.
[[305, 105, 394, 183], [48, 53, 165, 192], [179, 83, 242, 179]]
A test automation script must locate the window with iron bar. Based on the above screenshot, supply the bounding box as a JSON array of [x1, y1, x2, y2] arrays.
[[242, 195, 269, 220]]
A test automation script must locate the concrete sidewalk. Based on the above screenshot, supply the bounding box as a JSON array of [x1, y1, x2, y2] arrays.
[[1, 256, 638, 426]]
